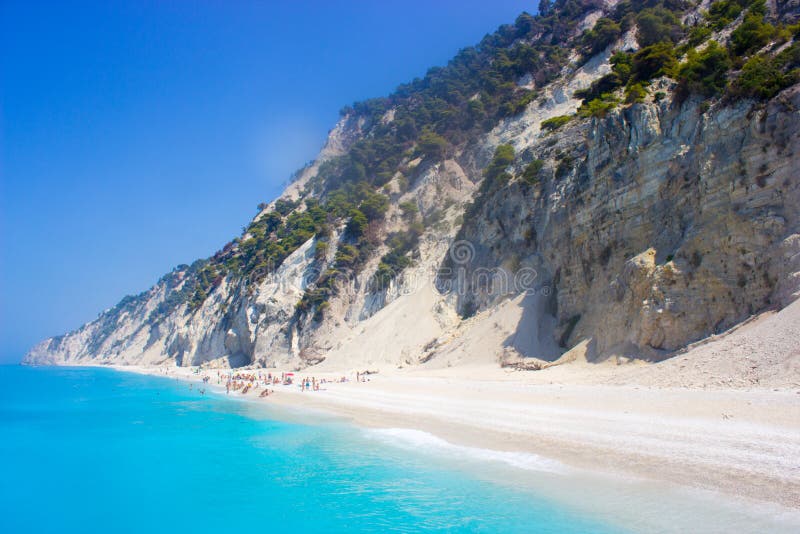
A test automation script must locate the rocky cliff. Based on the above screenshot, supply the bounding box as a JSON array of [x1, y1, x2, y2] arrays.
[[24, 0, 800, 369], [444, 81, 800, 362]]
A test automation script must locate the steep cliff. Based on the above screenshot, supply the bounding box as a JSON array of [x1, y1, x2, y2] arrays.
[[24, 0, 800, 369], [442, 82, 800, 362]]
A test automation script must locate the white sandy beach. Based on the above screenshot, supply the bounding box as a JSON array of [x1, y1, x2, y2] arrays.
[[109, 299, 800, 515]]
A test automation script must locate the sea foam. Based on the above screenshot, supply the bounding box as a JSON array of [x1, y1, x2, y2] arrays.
[[365, 427, 567, 473]]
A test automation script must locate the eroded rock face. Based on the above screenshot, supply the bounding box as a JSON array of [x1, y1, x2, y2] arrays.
[[776, 0, 800, 23], [443, 85, 800, 360]]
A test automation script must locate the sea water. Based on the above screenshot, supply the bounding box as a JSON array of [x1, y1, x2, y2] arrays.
[[1, 366, 797, 533], [0, 365, 617, 533]]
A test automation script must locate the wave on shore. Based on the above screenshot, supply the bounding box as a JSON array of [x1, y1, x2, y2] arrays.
[[365, 427, 567, 473]]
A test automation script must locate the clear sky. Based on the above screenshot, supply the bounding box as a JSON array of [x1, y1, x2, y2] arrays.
[[0, 0, 535, 363]]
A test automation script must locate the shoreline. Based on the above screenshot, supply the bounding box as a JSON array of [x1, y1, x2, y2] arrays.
[[94, 362, 800, 513]]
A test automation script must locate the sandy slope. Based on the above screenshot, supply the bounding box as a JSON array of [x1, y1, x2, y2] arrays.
[[603, 297, 800, 389]]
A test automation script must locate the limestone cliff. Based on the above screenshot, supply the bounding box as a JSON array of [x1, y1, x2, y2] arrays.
[[442, 82, 800, 362], [24, 0, 800, 369]]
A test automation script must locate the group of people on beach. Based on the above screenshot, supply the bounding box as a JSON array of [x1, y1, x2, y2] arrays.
[[212, 370, 354, 396], [218, 370, 286, 395], [300, 376, 321, 391], [297, 374, 353, 391], [181, 368, 370, 398]]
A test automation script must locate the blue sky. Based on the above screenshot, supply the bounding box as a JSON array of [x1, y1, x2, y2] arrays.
[[0, 1, 534, 363]]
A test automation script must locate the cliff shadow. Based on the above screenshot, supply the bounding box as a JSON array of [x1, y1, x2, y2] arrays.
[[502, 291, 562, 361]]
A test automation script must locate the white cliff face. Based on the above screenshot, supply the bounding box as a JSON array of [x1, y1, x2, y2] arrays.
[[442, 84, 800, 361], [24, 4, 800, 370], [24, 237, 321, 368]]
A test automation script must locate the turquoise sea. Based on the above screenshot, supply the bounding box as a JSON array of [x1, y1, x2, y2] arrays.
[[0, 365, 618, 533], [1, 366, 797, 533]]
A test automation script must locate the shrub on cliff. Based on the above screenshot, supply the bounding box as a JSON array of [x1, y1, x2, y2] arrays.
[[541, 115, 572, 131], [705, 0, 749, 30], [399, 200, 419, 219], [677, 41, 732, 97], [730, 48, 800, 99], [274, 198, 297, 216], [359, 191, 390, 221], [484, 144, 515, 182], [632, 42, 678, 82], [522, 159, 545, 184], [625, 82, 648, 103], [578, 94, 619, 117], [583, 17, 622, 55], [730, 10, 775, 56], [636, 7, 684, 47], [417, 131, 449, 160], [345, 209, 368, 238]]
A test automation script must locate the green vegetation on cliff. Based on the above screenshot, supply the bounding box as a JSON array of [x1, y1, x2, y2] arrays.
[[147, 0, 800, 324]]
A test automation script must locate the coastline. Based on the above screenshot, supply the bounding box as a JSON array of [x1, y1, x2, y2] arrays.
[[97, 361, 800, 514]]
